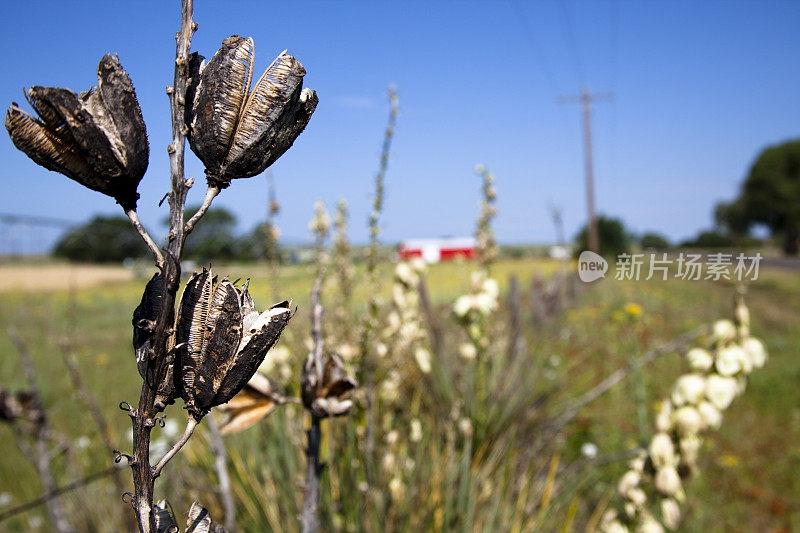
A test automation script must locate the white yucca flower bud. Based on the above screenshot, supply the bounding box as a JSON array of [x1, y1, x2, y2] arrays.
[[671, 374, 706, 406], [474, 292, 497, 315], [388, 476, 404, 502], [686, 348, 714, 373], [673, 406, 703, 437], [637, 513, 665, 533], [409, 419, 422, 443], [482, 278, 499, 299], [661, 498, 681, 530], [410, 257, 427, 273], [453, 295, 474, 318], [654, 466, 682, 496], [618, 470, 641, 497], [697, 401, 723, 429], [715, 345, 745, 376], [459, 342, 477, 360], [627, 488, 647, 507], [650, 433, 677, 469], [679, 434, 703, 467], [655, 401, 674, 432], [603, 520, 630, 533], [705, 374, 739, 410], [712, 319, 736, 345], [742, 337, 767, 368], [414, 347, 432, 374]]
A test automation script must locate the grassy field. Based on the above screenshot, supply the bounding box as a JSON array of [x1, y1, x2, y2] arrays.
[[0, 258, 797, 531]]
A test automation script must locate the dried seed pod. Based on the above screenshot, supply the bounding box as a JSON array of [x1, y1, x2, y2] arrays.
[[154, 499, 178, 533], [132, 272, 175, 409], [132, 273, 165, 379], [186, 502, 224, 533], [5, 55, 148, 210], [174, 270, 292, 418], [187, 36, 318, 188], [217, 373, 288, 434], [302, 352, 358, 418]]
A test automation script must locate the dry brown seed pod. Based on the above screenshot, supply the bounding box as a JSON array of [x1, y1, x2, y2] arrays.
[[132, 273, 176, 409], [132, 273, 166, 380], [302, 352, 358, 418], [174, 269, 292, 418], [217, 373, 288, 434], [186, 501, 225, 533], [5, 55, 148, 210], [187, 36, 318, 188]]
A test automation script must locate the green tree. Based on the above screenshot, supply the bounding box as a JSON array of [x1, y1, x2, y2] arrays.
[[679, 230, 734, 248], [53, 215, 149, 262], [639, 232, 671, 250], [716, 139, 800, 254], [166, 206, 238, 261], [574, 215, 632, 258]]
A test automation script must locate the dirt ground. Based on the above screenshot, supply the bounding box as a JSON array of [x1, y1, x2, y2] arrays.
[[0, 263, 135, 293]]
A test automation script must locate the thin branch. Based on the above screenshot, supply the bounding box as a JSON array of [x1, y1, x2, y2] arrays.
[[310, 272, 325, 380], [183, 185, 220, 239], [417, 276, 443, 356], [125, 209, 165, 269], [0, 465, 119, 523], [206, 415, 236, 532], [151, 416, 199, 478], [506, 274, 522, 361], [302, 273, 325, 533], [59, 343, 128, 497], [8, 331, 75, 533], [536, 325, 709, 451]]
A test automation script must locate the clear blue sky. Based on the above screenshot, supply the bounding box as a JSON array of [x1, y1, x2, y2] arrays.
[[2, 0, 799, 250]]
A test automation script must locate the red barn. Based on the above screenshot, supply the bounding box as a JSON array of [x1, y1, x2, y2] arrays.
[[397, 237, 476, 263]]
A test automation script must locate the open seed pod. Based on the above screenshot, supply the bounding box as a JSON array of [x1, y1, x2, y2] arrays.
[[216, 372, 289, 434], [302, 352, 358, 418], [187, 36, 318, 188], [174, 270, 292, 418], [5, 55, 148, 210]]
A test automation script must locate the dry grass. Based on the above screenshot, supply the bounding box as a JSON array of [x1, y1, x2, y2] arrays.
[[0, 264, 135, 293]]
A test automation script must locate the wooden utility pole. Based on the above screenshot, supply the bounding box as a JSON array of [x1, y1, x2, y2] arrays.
[[559, 85, 613, 253]]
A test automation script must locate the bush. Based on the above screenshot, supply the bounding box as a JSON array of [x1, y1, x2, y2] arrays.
[[53, 215, 149, 262], [574, 215, 632, 258]]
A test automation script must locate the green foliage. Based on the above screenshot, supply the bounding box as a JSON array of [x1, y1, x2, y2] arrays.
[[679, 230, 734, 248], [52, 215, 149, 262], [0, 259, 797, 530], [639, 232, 671, 250], [173, 206, 238, 261], [716, 139, 800, 254], [574, 215, 632, 258]]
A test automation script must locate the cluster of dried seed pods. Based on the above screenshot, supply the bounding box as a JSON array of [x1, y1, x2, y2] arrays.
[[174, 269, 293, 419], [301, 352, 357, 418], [131, 269, 292, 421], [0, 385, 44, 423], [186, 35, 318, 189], [5, 55, 148, 210]]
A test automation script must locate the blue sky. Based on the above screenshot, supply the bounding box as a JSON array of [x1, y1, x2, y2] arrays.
[[1, 0, 799, 251]]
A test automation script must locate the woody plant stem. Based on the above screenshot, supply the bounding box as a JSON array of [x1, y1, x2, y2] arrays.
[[122, 1, 218, 531]]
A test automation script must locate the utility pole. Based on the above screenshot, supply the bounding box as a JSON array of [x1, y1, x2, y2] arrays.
[[559, 85, 613, 254]]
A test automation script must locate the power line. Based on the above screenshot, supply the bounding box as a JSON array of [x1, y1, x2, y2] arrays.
[[559, 0, 585, 85], [559, 86, 614, 253], [0, 212, 78, 229]]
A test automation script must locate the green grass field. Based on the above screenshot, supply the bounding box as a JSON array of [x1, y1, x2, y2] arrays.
[[0, 258, 797, 531]]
